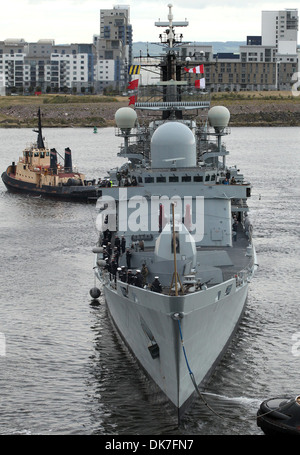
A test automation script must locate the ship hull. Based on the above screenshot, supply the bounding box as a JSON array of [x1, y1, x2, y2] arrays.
[[101, 276, 248, 421], [1, 170, 98, 202]]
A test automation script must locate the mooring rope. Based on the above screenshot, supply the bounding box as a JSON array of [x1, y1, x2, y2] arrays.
[[177, 319, 287, 421], [177, 319, 231, 419]]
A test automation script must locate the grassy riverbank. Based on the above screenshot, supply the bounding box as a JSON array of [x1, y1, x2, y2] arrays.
[[0, 91, 299, 127], [212, 91, 300, 126]]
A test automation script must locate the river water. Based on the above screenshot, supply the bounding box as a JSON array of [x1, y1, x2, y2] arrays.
[[0, 126, 299, 437]]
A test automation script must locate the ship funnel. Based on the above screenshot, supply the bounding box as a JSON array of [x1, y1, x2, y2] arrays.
[[115, 107, 137, 132], [208, 106, 230, 133], [64, 147, 73, 173], [50, 148, 58, 174]]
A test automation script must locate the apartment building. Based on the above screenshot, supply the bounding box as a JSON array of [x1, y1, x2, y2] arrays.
[[203, 60, 296, 91], [0, 39, 96, 94], [262, 9, 298, 51], [94, 5, 133, 91], [178, 8, 298, 91], [50, 43, 95, 93], [0, 39, 26, 92]]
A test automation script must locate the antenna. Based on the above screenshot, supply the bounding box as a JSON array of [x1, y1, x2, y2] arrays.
[[167, 4, 174, 48], [169, 202, 184, 296], [155, 3, 188, 48]]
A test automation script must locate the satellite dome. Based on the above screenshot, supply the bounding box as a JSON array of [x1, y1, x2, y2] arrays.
[[151, 122, 196, 168], [115, 107, 137, 129], [208, 106, 230, 130]]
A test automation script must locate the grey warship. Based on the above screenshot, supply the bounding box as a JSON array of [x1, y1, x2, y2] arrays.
[[92, 4, 257, 422]]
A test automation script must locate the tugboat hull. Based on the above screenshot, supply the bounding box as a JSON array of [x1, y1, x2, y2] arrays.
[[257, 396, 300, 436], [1, 170, 99, 202], [1, 108, 99, 203]]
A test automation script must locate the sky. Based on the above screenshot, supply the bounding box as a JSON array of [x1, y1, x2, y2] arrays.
[[0, 0, 298, 44]]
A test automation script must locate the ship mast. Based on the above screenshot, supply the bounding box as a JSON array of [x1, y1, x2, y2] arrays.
[[167, 3, 175, 50], [154, 4, 189, 118], [155, 3, 188, 80], [155, 3, 188, 50], [134, 5, 209, 120], [170, 202, 184, 296], [33, 108, 45, 150]]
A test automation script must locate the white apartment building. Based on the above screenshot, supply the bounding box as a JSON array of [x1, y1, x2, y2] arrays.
[[0, 39, 26, 92], [51, 52, 91, 90], [94, 58, 115, 85], [0, 51, 26, 89], [262, 9, 298, 52], [261, 8, 298, 70]]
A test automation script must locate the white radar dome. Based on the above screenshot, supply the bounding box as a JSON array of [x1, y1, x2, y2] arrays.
[[151, 122, 196, 169], [115, 107, 137, 129], [208, 106, 230, 130]]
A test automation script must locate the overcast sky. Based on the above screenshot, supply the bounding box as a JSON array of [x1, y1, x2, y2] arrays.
[[1, 0, 298, 44]]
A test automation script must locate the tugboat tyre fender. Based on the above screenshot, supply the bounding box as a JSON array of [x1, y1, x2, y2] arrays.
[[259, 400, 290, 421]]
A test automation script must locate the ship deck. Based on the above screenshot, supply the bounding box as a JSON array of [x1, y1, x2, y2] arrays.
[[223, 229, 253, 280], [198, 227, 253, 284], [113, 223, 253, 292]]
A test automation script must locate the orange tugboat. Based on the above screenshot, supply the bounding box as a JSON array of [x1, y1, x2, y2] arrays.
[[1, 109, 99, 202]]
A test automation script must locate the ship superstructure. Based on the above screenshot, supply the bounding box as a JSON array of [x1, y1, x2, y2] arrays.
[[92, 4, 257, 422]]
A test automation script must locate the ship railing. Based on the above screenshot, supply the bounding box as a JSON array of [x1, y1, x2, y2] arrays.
[[135, 84, 210, 106], [197, 125, 231, 136], [234, 247, 255, 286], [232, 198, 249, 207], [135, 101, 210, 111], [235, 269, 250, 287]]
